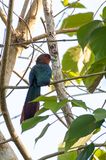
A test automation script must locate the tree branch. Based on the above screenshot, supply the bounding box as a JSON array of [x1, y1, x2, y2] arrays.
[[0, 7, 7, 25], [4, 70, 106, 89], [38, 143, 106, 160], [0, 0, 32, 159], [38, 151, 64, 160], [13, 70, 29, 85], [0, 138, 13, 145], [43, 0, 73, 126], [10, 27, 78, 47], [16, 0, 42, 38], [19, 0, 29, 18]]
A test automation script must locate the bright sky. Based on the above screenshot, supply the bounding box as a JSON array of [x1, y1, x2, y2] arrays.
[[0, 0, 106, 160]]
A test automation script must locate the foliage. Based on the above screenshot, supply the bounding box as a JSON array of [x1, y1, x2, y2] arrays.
[[1, 0, 106, 160], [64, 114, 104, 151], [22, 115, 49, 132], [92, 149, 106, 160], [77, 143, 95, 160], [22, 2, 106, 159], [33, 95, 69, 112], [62, 7, 106, 92], [58, 143, 77, 160]]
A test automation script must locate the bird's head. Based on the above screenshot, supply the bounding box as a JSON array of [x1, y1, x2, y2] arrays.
[[36, 54, 51, 64]]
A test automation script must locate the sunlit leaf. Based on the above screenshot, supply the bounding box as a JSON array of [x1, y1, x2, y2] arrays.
[[89, 26, 106, 62], [77, 143, 94, 160], [64, 114, 104, 150], [61, 1, 85, 8], [101, 6, 106, 22], [63, 71, 81, 84], [77, 20, 103, 49], [63, 0, 68, 6], [68, 2, 86, 8], [71, 99, 88, 110], [72, 133, 93, 148], [58, 151, 77, 160], [93, 108, 106, 121], [62, 46, 95, 79], [22, 115, 49, 132], [61, 12, 93, 29], [62, 46, 82, 72], [80, 48, 95, 75], [35, 123, 50, 145], [92, 149, 106, 160]]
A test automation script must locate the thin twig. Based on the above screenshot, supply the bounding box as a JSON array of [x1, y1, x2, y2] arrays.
[[101, 99, 106, 108], [19, 0, 29, 18], [53, 113, 68, 128], [6, 11, 37, 98], [0, 138, 13, 145], [94, 0, 106, 18], [4, 70, 106, 89], [38, 151, 65, 160], [9, 28, 78, 47], [0, 7, 7, 25], [38, 142, 106, 160], [0, 35, 78, 49], [13, 70, 29, 85]]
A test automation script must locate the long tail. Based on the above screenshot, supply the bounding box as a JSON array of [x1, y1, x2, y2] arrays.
[[20, 85, 40, 123], [20, 102, 39, 123]]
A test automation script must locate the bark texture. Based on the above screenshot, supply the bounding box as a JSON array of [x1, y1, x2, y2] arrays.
[[0, 131, 18, 160], [43, 0, 73, 126]]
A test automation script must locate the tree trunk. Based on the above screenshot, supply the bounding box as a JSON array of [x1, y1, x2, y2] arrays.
[[43, 0, 73, 126], [0, 131, 18, 160]]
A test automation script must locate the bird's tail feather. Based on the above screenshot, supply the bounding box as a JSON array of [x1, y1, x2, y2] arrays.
[[20, 102, 39, 123]]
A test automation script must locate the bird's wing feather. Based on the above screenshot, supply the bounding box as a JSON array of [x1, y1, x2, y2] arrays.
[[35, 64, 52, 86]]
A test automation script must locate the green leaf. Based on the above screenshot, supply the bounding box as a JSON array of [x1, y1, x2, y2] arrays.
[[22, 115, 49, 132], [80, 48, 95, 75], [71, 99, 88, 110], [83, 63, 105, 93], [89, 26, 106, 62], [62, 46, 82, 72], [63, 71, 81, 84], [77, 143, 94, 160], [69, 2, 86, 9], [62, 46, 95, 79], [101, 6, 106, 22], [58, 151, 77, 160], [36, 107, 49, 116], [44, 98, 69, 112], [64, 114, 103, 150], [93, 108, 106, 121], [92, 149, 106, 160], [58, 143, 77, 160], [35, 123, 50, 145], [33, 95, 56, 102], [77, 20, 103, 49], [61, 1, 85, 8], [33, 96, 69, 112], [33, 96, 57, 112], [61, 12, 93, 29]]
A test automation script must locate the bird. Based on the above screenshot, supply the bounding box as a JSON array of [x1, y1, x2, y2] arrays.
[[20, 54, 52, 123]]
